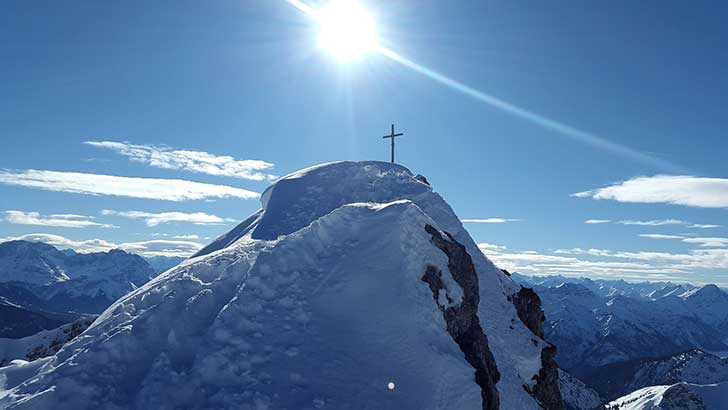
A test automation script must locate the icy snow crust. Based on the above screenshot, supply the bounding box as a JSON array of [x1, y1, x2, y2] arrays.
[[605, 382, 728, 410], [0, 161, 546, 409]]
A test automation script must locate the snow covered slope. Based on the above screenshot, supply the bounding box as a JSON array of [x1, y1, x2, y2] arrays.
[[0, 317, 94, 367], [559, 369, 603, 410], [625, 350, 728, 393], [604, 382, 728, 410], [0, 161, 563, 410]]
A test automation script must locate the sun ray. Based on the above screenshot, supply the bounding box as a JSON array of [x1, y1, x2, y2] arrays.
[[285, 0, 687, 173]]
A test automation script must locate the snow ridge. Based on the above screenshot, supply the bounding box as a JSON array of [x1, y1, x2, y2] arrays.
[[0, 161, 558, 410]]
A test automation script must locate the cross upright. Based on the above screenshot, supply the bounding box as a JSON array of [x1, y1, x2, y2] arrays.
[[382, 124, 404, 163]]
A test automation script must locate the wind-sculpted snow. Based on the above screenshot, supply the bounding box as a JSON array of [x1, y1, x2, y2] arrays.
[[604, 382, 728, 410], [559, 369, 603, 410], [0, 161, 558, 409]]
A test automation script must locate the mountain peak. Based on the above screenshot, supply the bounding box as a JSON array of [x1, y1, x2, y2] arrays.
[[682, 283, 728, 301], [1, 161, 565, 410], [195, 161, 433, 257]]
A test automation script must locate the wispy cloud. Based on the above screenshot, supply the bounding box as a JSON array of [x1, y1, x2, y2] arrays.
[[638, 233, 728, 248], [101, 210, 235, 227], [0, 169, 259, 201], [482, 244, 728, 284], [585, 219, 611, 224], [0, 233, 203, 257], [3, 210, 117, 229], [682, 237, 728, 247], [639, 234, 686, 239], [173, 234, 199, 239], [574, 175, 728, 208], [85, 141, 277, 181], [477, 243, 507, 251], [462, 218, 522, 223], [587, 218, 721, 229], [618, 219, 685, 226]]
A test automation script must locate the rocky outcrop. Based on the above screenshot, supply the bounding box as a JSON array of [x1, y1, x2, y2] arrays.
[[512, 286, 565, 410], [423, 224, 500, 410], [530, 344, 566, 410], [512, 287, 546, 338], [26, 317, 95, 361]]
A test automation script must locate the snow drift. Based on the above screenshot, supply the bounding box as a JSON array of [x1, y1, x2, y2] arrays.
[[0, 161, 562, 409]]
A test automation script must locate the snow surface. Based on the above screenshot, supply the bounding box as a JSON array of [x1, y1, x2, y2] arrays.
[[0, 161, 549, 409], [559, 369, 603, 410], [0, 318, 94, 367], [605, 382, 728, 410], [626, 350, 728, 393]]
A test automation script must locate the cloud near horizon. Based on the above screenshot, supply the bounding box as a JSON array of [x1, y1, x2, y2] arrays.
[[573, 175, 728, 208], [85, 141, 277, 181], [4, 210, 117, 229], [461, 218, 522, 223], [0, 169, 259, 201], [586, 218, 721, 229], [618, 219, 685, 226], [101, 210, 236, 227], [0, 233, 203, 257], [584, 219, 611, 224], [481, 243, 728, 285]]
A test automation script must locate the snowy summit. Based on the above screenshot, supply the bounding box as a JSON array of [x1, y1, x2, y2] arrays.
[[0, 161, 563, 410]]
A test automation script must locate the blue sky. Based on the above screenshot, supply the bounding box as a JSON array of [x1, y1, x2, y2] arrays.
[[1, 0, 727, 284]]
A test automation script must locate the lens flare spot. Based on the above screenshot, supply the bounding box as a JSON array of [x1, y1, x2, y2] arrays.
[[317, 0, 378, 62]]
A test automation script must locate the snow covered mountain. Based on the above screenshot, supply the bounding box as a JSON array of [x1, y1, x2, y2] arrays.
[[559, 369, 603, 410], [0, 297, 80, 339], [0, 161, 564, 409], [0, 241, 156, 314], [143, 256, 186, 273], [531, 283, 727, 373], [623, 350, 728, 395], [603, 382, 728, 410], [513, 275, 728, 377], [513, 274, 697, 302], [0, 317, 94, 367]]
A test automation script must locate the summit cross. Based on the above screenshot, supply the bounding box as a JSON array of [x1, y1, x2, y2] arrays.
[[382, 124, 404, 163]]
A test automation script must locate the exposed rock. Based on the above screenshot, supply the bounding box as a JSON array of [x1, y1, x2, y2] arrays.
[[414, 174, 431, 185], [26, 317, 95, 361], [423, 224, 500, 410], [512, 287, 546, 338], [512, 286, 565, 409], [530, 344, 566, 410]]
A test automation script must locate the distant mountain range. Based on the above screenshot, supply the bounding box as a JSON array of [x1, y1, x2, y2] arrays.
[[0, 240, 184, 338], [514, 273, 728, 405]]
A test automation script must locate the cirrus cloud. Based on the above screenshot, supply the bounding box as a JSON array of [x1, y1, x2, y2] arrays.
[[0, 233, 203, 257], [573, 175, 728, 208], [4, 210, 117, 229], [84, 141, 277, 181], [0, 169, 259, 201], [461, 218, 522, 223], [101, 209, 235, 227]]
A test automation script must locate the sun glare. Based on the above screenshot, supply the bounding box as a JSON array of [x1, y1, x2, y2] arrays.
[[317, 0, 378, 62]]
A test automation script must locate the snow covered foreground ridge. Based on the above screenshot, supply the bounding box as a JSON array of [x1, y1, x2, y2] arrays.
[[0, 161, 562, 410], [604, 382, 728, 410]]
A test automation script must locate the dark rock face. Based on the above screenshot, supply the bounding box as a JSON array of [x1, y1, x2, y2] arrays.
[[512, 286, 565, 410], [423, 224, 500, 410], [26, 317, 95, 362], [512, 287, 546, 338], [530, 344, 566, 410]]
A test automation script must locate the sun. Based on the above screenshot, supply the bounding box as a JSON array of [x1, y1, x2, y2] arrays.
[[316, 0, 378, 62]]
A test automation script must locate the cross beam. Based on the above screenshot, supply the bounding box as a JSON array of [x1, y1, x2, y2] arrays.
[[382, 124, 404, 163]]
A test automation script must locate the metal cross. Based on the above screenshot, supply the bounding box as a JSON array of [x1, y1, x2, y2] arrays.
[[382, 124, 404, 163]]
